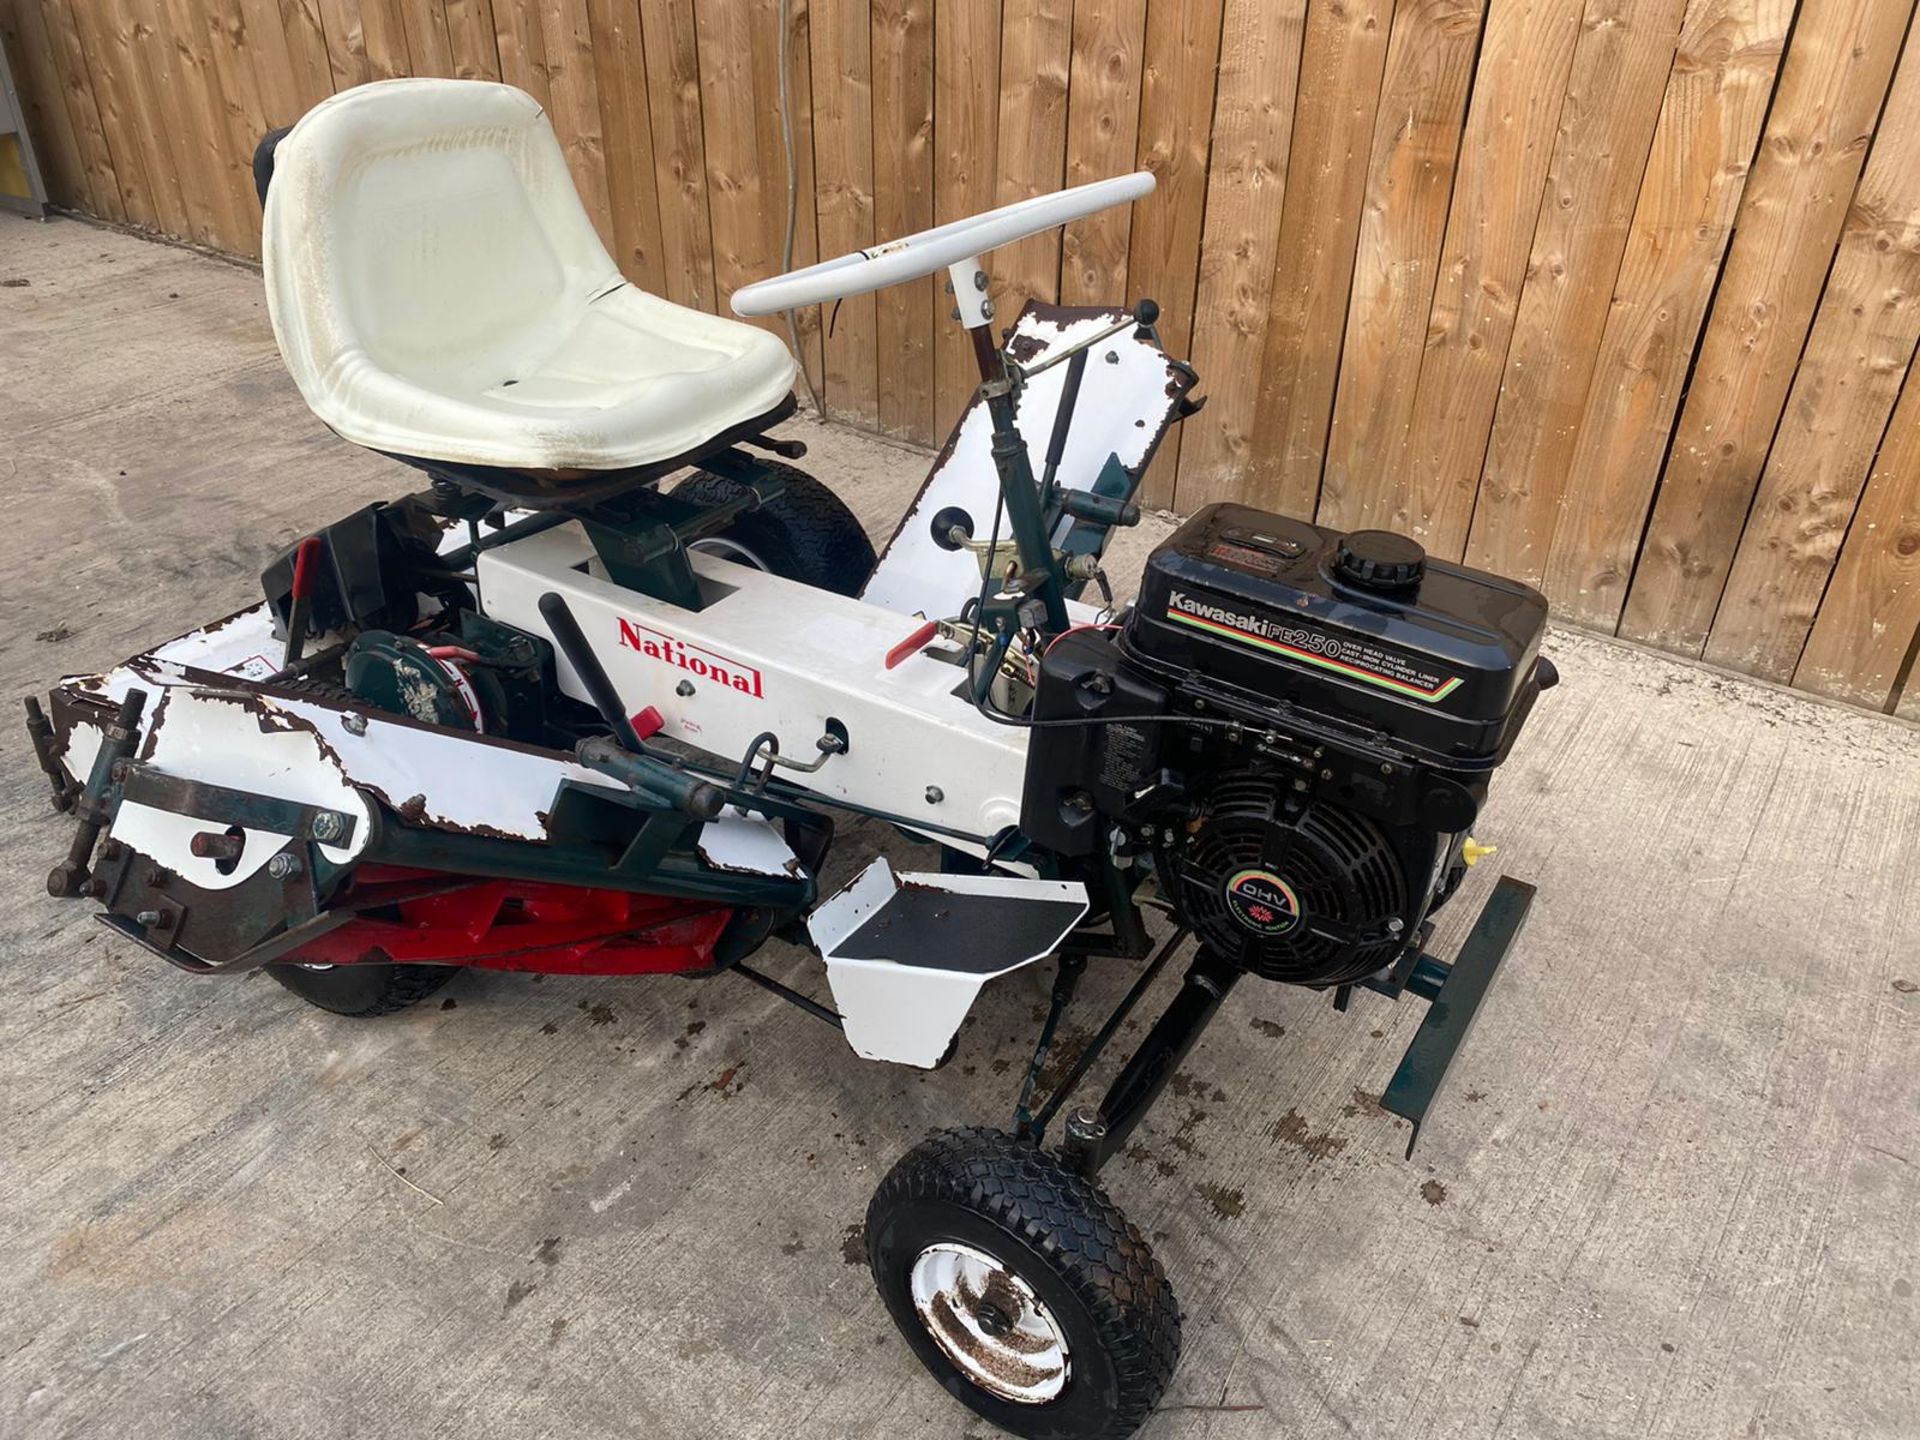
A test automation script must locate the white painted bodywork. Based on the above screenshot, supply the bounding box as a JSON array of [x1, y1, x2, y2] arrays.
[[111, 688, 375, 892], [808, 859, 1087, 1067], [476, 526, 1036, 842], [860, 306, 1190, 624], [262, 79, 796, 470]]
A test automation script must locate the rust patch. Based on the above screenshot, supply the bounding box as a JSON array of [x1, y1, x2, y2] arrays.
[[503, 1278, 536, 1312], [548, 1317, 568, 1346], [840, 1223, 866, 1266], [1249, 1017, 1285, 1039], [1420, 1180, 1447, 1206], [1267, 1109, 1348, 1161], [1342, 1088, 1381, 1118], [1196, 1182, 1246, 1220], [535, 1237, 562, 1266]]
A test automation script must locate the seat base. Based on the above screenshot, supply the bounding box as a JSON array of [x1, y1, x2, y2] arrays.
[[385, 395, 798, 510]]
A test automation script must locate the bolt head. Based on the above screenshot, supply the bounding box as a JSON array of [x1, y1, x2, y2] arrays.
[[342, 712, 369, 736], [267, 853, 303, 880], [924, 785, 944, 805], [676, 679, 696, 697], [135, 910, 162, 927], [310, 812, 345, 842]]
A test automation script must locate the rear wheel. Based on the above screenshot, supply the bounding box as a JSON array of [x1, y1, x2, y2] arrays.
[[866, 1127, 1180, 1440], [676, 462, 876, 596], [266, 959, 454, 1017]]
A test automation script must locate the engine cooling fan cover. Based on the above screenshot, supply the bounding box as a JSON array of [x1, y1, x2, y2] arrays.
[[1174, 773, 1409, 986]]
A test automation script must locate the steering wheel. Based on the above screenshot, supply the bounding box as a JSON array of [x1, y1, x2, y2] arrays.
[[731, 172, 1155, 318]]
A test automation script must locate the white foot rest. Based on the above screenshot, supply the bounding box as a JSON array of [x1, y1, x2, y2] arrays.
[[808, 859, 1088, 1068]]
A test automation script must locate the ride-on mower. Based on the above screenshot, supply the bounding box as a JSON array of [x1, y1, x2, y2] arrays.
[[25, 80, 1554, 1439]]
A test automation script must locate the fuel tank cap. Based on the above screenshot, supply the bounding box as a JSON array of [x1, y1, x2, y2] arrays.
[[1334, 530, 1426, 591]]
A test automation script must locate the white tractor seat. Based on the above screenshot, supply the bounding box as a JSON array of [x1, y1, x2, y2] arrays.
[[261, 79, 798, 474]]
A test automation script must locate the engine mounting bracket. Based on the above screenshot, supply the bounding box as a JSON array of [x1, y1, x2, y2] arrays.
[[1373, 874, 1536, 1157]]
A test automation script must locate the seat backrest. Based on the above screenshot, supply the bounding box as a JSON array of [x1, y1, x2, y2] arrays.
[[263, 80, 623, 402]]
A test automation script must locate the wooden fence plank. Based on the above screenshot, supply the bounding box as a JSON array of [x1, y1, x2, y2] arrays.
[[442, 0, 498, 79], [1124, 0, 1223, 507], [359, 0, 414, 78], [1316, 0, 1485, 532], [396, 0, 454, 74], [1537, 0, 1792, 621], [636, 0, 713, 310], [696, 0, 824, 386], [809, 0, 879, 428], [62, 0, 160, 226], [170, 0, 267, 251], [240, 0, 332, 126], [538, 0, 616, 248], [41, 0, 126, 221], [761, 0, 822, 387], [930, 0, 998, 432], [1170, 0, 1309, 511], [588, 0, 666, 291], [869, 0, 931, 440], [990, 0, 1072, 321], [1123, 0, 1219, 504], [1702, 38, 1920, 683], [1793, 367, 1920, 708], [137, 0, 233, 248], [1464, 0, 1690, 584], [2, 0, 87, 209], [316, 0, 372, 88], [491, 0, 549, 105], [273, 0, 337, 101], [1619, 0, 1917, 653], [205, 0, 275, 256], [1060, 0, 1146, 306], [1363, 0, 1585, 556], [1239, 0, 1396, 520]]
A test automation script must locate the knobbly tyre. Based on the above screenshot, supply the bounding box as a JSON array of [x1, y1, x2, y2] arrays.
[[24, 80, 1555, 1440]]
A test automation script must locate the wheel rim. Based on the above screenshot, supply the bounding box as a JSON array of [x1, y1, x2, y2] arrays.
[[909, 1241, 1070, 1404], [688, 536, 770, 571]]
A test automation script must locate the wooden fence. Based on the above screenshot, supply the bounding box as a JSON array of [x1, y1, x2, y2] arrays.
[[6, 0, 1920, 715]]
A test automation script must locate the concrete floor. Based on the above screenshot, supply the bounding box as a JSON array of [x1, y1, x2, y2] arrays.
[[2, 211, 1917, 1440]]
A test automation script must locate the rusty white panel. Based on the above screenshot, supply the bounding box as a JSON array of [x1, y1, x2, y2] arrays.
[[860, 306, 1187, 624], [696, 812, 801, 877], [107, 688, 375, 891]]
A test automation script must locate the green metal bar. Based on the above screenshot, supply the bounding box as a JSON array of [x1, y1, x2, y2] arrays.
[[1379, 876, 1536, 1157]]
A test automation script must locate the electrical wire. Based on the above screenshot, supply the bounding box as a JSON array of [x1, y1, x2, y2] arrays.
[[776, 0, 826, 416], [958, 493, 1257, 737]]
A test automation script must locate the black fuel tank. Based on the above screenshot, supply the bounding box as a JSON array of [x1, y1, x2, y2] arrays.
[[1124, 504, 1550, 767]]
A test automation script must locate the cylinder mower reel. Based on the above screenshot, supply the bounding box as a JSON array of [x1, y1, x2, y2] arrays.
[[27, 78, 1554, 1440]]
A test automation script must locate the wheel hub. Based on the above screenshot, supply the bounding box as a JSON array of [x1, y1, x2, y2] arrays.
[[908, 1241, 1069, 1404]]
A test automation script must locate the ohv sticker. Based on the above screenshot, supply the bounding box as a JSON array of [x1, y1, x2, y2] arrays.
[[1223, 867, 1301, 936]]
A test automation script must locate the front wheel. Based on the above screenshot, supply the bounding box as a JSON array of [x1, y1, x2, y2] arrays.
[[866, 1128, 1180, 1440]]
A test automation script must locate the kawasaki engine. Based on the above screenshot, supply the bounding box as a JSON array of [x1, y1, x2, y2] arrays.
[[1021, 504, 1553, 988]]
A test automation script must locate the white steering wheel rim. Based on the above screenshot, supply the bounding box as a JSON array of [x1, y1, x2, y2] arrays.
[[730, 171, 1155, 317]]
